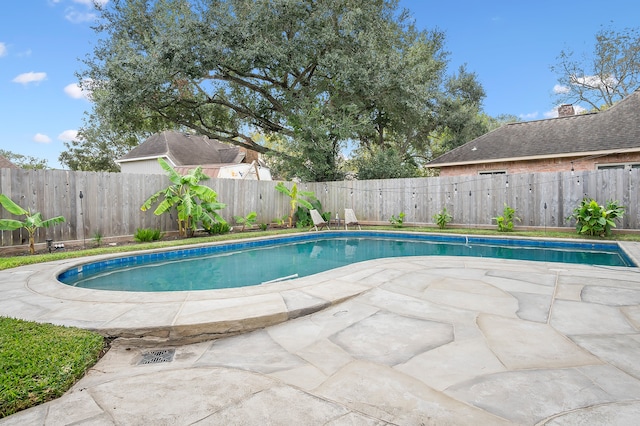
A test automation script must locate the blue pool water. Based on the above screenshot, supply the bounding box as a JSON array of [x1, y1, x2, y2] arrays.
[[58, 232, 635, 292]]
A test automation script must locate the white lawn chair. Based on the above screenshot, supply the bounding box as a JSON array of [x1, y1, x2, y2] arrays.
[[344, 208, 361, 230], [310, 209, 330, 231]]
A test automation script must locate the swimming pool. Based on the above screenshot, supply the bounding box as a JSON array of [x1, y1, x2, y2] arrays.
[[57, 232, 636, 292]]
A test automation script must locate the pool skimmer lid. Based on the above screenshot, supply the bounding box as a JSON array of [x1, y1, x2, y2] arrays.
[[138, 349, 175, 365]]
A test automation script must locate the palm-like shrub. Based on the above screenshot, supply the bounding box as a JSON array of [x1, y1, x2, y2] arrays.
[[141, 158, 226, 237], [0, 195, 65, 254], [274, 182, 315, 227]]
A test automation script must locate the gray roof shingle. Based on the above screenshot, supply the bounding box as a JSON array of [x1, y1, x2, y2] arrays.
[[117, 131, 244, 166], [428, 88, 640, 167]]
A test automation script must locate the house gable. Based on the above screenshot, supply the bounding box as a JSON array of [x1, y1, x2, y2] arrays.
[[117, 131, 244, 166]]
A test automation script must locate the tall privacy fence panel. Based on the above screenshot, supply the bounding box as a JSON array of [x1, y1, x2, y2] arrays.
[[0, 167, 638, 247], [306, 169, 638, 230]]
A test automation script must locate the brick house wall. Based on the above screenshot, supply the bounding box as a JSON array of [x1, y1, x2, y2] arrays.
[[438, 152, 640, 176]]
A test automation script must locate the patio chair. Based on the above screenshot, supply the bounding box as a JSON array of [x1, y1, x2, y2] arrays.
[[310, 209, 330, 231], [344, 208, 361, 230]]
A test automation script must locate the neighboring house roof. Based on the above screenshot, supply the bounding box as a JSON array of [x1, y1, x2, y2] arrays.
[[0, 155, 18, 169], [116, 131, 244, 165], [428, 88, 640, 167]]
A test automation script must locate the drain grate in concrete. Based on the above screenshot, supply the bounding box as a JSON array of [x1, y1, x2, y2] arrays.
[[138, 349, 175, 365]]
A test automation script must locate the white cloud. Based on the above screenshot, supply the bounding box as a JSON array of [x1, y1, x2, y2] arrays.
[[569, 74, 618, 89], [58, 130, 78, 142], [64, 82, 92, 100], [33, 133, 52, 144], [64, 0, 108, 23], [0, 42, 7, 57], [73, 0, 109, 6], [12, 72, 47, 84], [553, 84, 570, 94], [65, 10, 97, 23], [518, 112, 538, 121]]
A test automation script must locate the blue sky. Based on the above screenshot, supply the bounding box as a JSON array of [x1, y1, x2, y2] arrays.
[[1, 0, 639, 169]]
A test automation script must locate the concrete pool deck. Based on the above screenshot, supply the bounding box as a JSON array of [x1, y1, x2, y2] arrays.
[[2, 241, 640, 424]]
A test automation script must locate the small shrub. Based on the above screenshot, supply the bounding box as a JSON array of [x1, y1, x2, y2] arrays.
[[567, 198, 625, 237], [259, 223, 268, 231], [389, 212, 405, 228], [295, 206, 313, 228], [134, 228, 163, 242], [274, 215, 288, 227], [92, 231, 103, 247], [494, 204, 520, 232], [204, 221, 231, 235], [233, 212, 258, 231], [433, 208, 453, 229]]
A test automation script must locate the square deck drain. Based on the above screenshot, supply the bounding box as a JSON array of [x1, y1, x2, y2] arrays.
[[138, 349, 175, 365]]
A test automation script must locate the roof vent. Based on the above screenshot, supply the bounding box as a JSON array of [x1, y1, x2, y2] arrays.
[[558, 104, 575, 117]]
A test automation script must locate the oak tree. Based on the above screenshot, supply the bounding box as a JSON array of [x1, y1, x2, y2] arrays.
[[73, 0, 487, 179]]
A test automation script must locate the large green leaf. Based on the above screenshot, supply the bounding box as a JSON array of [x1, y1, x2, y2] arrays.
[[0, 219, 24, 231], [297, 199, 314, 210], [274, 182, 291, 197], [40, 216, 65, 228], [158, 158, 182, 185], [191, 185, 219, 203], [0, 195, 27, 216]]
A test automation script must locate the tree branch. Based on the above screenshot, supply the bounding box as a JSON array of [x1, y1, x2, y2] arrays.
[[211, 68, 286, 112]]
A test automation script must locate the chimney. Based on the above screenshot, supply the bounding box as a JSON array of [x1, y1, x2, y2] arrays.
[[558, 104, 575, 117]]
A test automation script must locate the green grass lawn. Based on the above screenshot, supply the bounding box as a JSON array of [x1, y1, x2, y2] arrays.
[[1, 225, 638, 418], [0, 317, 105, 418]]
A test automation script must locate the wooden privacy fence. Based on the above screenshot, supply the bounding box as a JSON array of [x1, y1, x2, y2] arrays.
[[0, 167, 638, 247]]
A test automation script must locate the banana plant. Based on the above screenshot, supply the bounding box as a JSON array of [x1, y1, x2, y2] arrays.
[[141, 158, 226, 237], [233, 211, 258, 231], [274, 182, 315, 227], [0, 194, 65, 254]]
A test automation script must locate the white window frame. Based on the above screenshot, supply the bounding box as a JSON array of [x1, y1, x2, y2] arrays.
[[596, 162, 640, 171]]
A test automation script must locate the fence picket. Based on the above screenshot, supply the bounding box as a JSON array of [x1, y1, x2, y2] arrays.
[[0, 168, 637, 248]]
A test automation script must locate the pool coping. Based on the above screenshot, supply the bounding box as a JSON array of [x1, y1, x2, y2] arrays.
[[2, 231, 639, 344]]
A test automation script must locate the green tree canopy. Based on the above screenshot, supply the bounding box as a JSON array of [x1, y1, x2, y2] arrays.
[[75, 0, 489, 179], [81, 0, 410, 152], [0, 150, 49, 170]]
